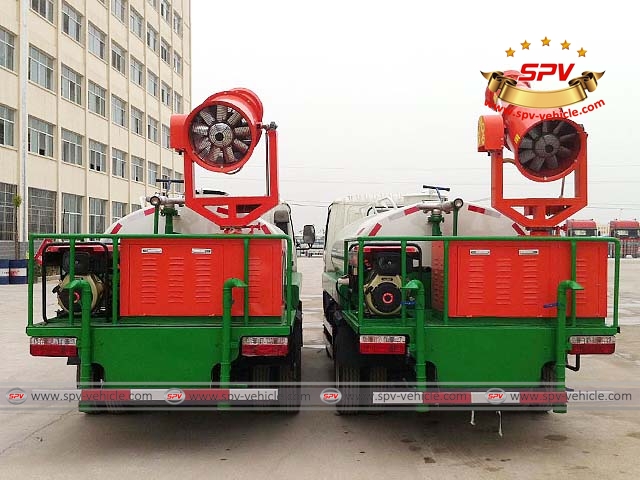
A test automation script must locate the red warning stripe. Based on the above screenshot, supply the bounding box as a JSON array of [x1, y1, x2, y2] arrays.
[[404, 205, 420, 216], [110, 223, 123, 234], [144, 207, 155, 216], [467, 205, 486, 215], [261, 224, 271, 234], [369, 223, 383, 236], [512, 223, 526, 235]]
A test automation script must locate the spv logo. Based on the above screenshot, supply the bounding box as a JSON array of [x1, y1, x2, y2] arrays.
[[165, 388, 185, 405], [482, 36, 604, 110], [485, 388, 507, 404], [320, 388, 342, 404], [6, 388, 27, 405]]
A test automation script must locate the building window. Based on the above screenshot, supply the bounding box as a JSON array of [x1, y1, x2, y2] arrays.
[[0, 28, 16, 71], [27, 116, 54, 157], [131, 203, 141, 212], [62, 193, 83, 234], [173, 93, 182, 113], [88, 81, 106, 117], [89, 140, 107, 172], [147, 116, 158, 143], [111, 95, 127, 127], [161, 124, 170, 148], [148, 162, 158, 186], [28, 46, 54, 90], [131, 107, 143, 135], [0, 182, 17, 240], [173, 53, 182, 75], [161, 167, 171, 184], [112, 148, 127, 178], [131, 156, 144, 182], [28, 187, 56, 234], [146, 24, 158, 52], [130, 56, 144, 86], [61, 64, 82, 105], [161, 82, 171, 107], [111, 42, 126, 75], [61, 129, 83, 166], [160, 0, 171, 23], [160, 38, 171, 63], [88, 23, 106, 60], [111, 0, 126, 23], [148, 0, 157, 9], [173, 12, 182, 36], [112, 201, 128, 222], [130, 7, 143, 38], [147, 70, 158, 97], [31, 0, 54, 23], [174, 172, 183, 193], [62, 3, 82, 42], [0, 105, 15, 147], [89, 197, 107, 233]]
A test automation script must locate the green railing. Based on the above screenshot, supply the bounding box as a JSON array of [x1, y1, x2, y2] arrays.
[[342, 235, 621, 328], [27, 233, 295, 328]]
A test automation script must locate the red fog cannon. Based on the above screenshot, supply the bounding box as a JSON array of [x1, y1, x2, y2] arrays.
[[478, 71, 588, 231], [170, 88, 279, 227]]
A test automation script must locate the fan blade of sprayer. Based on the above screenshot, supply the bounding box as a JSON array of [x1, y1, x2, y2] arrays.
[[232, 139, 249, 153], [227, 111, 242, 127], [216, 105, 228, 122], [530, 156, 546, 172], [553, 121, 566, 135], [546, 154, 559, 169], [200, 108, 214, 126], [559, 133, 577, 144], [528, 125, 542, 140], [557, 146, 572, 158], [210, 146, 223, 164], [519, 149, 536, 164], [223, 146, 235, 163], [542, 121, 552, 134], [191, 123, 209, 136], [195, 137, 211, 154], [234, 126, 250, 139], [520, 137, 534, 150]]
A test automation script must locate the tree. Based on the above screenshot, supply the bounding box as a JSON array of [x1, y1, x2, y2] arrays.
[[12, 194, 22, 259]]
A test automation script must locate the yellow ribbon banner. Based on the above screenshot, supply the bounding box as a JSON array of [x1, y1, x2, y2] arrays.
[[481, 71, 605, 108]]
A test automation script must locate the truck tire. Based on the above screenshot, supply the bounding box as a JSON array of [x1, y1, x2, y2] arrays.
[[76, 364, 122, 414], [278, 363, 301, 414], [333, 324, 362, 415], [251, 365, 273, 409]]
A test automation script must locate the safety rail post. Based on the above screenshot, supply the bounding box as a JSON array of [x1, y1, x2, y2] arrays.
[[111, 237, 119, 325], [243, 238, 250, 326], [68, 238, 76, 325], [401, 239, 407, 325], [284, 235, 293, 327], [222, 278, 247, 389], [403, 279, 428, 412], [555, 279, 583, 414], [27, 236, 35, 327], [358, 238, 364, 326], [443, 239, 449, 325], [570, 240, 577, 326], [64, 278, 92, 386], [613, 238, 620, 329]]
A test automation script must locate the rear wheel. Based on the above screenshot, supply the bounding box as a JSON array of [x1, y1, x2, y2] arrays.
[[335, 361, 361, 415]]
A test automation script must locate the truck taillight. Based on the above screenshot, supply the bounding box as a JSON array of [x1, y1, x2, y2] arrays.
[[30, 337, 77, 357], [241, 337, 289, 357], [359, 335, 406, 355], [569, 335, 615, 354]]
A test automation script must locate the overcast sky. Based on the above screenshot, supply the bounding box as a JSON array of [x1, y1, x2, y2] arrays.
[[191, 0, 639, 232]]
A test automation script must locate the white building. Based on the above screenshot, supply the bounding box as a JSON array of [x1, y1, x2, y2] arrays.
[[0, 0, 191, 253]]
